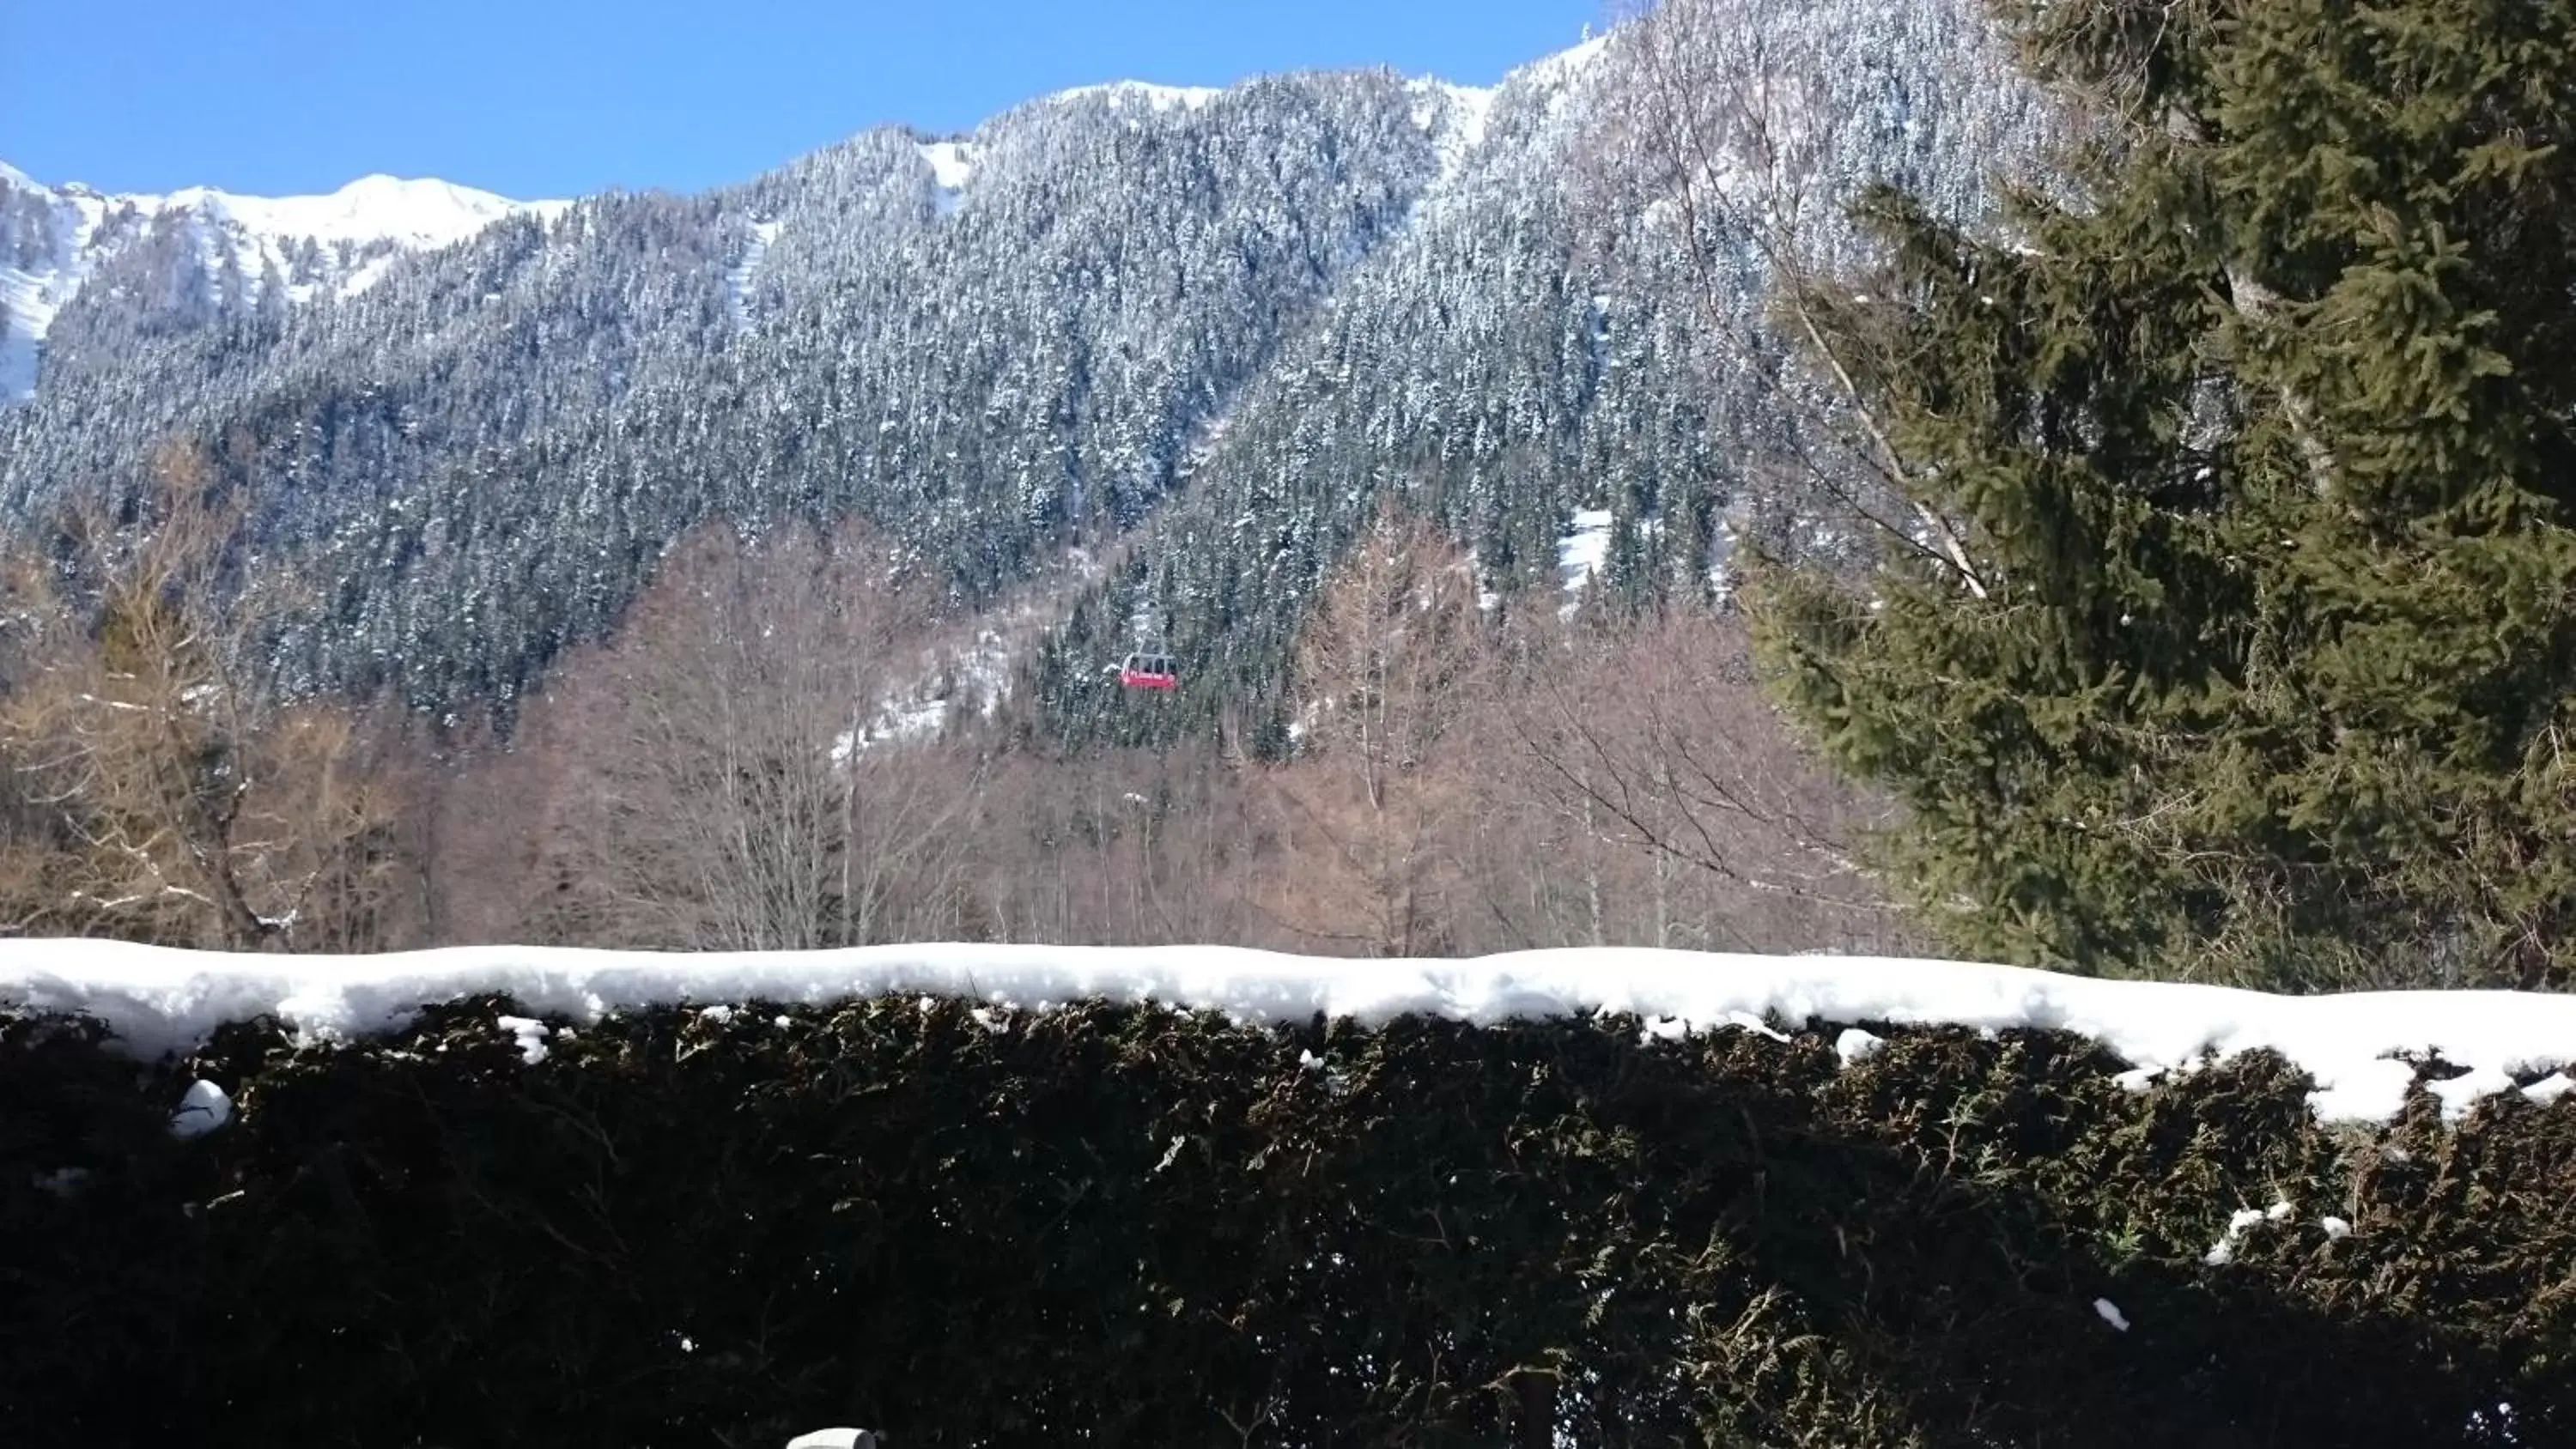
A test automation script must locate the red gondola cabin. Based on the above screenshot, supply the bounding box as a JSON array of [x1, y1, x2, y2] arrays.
[[1119, 652, 1178, 691]]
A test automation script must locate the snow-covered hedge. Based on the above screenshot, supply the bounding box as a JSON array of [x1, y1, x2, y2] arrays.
[[9, 941, 2576, 1120], [4, 943, 2573, 1446]]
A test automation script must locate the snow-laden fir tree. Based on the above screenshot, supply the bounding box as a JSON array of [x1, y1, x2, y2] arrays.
[[1756, 0, 2576, 988]]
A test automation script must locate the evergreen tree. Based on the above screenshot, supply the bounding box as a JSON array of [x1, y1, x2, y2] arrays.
[[1756, 0, 2576, 987]]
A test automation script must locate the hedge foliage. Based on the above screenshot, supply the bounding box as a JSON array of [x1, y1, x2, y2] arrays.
[[3, 994, 2571, 1447]]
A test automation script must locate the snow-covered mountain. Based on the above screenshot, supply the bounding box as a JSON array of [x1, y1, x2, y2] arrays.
[[0, 2, 2050, 731], [0, 161, 566, 398]]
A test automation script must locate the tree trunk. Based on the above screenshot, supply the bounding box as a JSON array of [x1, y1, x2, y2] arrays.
[[1515, 1373, 1554, 1449]]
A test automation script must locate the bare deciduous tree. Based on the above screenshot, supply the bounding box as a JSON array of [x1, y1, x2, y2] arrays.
[[525, 518, 978, 950], [1607, 0, 1997, 594], [961, 743, 1276, 948], [1264, 506, 1490, 955], [0, 442, 407, 949], [1482, 607, 1917, 955]]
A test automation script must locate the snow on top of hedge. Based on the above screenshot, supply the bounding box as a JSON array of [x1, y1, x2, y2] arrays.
[[4, 939, 2573, 1123]]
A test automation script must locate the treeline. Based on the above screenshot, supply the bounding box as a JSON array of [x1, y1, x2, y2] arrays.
[[435, 504, 1911, 958], [0, 452, 1906, 960]]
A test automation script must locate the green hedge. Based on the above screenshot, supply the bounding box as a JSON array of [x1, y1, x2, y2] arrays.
[[3, 995, 2570, 1447]]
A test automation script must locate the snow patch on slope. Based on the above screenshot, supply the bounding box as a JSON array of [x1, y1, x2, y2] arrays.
[[1408, 80, 1498, 185], [1558, 507, 1614, 597], [725, 219, 781, 329], [9, 942, 2576, 1125], [832, 628, 1013, 761], [1, 174, 121, 399], [918, 142, 976, 191], [916, 142, 977, 216], [169, 173, 568, 251], [2, 282, 56, 400], [1558, 506, 1671, 616]]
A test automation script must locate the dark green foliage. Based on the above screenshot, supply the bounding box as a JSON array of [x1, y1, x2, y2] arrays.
[[4, 996, 2569, 1446], [1757, 0, 2576, 987]]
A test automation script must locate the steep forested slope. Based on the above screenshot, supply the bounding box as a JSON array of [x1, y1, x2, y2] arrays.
[[1034, 3, 2051, 741], [0, 0, 2050, 732]]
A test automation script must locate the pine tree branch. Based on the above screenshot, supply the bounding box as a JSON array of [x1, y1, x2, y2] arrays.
[[2162, 101, 2342, 500]]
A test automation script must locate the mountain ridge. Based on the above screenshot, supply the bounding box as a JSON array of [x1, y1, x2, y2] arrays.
[[0, 36, 1609, 407], [0, 167, 568, 399]]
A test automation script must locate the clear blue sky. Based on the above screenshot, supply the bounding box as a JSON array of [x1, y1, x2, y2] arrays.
[[2, 0, 1608, 200]]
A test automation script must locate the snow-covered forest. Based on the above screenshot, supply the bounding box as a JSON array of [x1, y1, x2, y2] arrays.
[[0, 0, 2051, 971], [1, 0, 2044, 726]]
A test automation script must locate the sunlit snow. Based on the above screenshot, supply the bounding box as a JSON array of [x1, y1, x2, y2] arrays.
[[9, 941, 2576, 1125], [831, 628, 1014, 763], [168, 1077, 233, 1139], [167, 173, 568, 251], [495, 1013, 553, 1064], [0, 163, 565, 398], [725, 219, 782, 329], [918, 141, 976, 191], [1835, 1027, 1886, 1065], [2203, 1207, 2266, 1266], [1558, 508, 1614, 617], [1408, 79, 1498, 185]]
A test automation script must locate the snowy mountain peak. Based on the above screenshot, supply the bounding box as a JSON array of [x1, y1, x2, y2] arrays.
[[0, 162, 566, 401], [161, 173, 569, 249]]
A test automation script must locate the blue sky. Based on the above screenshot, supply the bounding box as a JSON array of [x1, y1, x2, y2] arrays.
[[2, 0, 1607, 200]]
